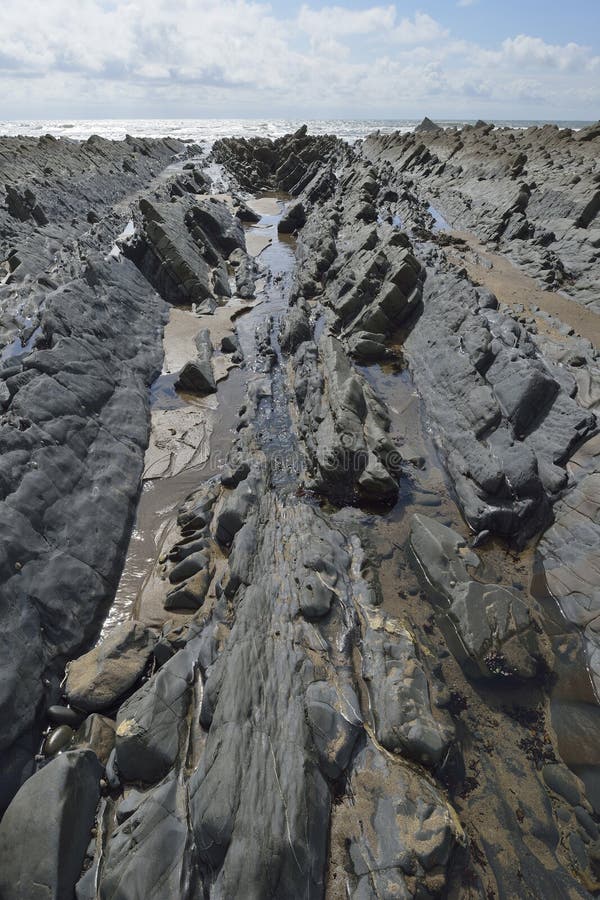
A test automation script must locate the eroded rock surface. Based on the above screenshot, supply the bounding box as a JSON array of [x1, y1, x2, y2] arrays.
[[363, 121, 600, 311], [1, 125, 600, 900]]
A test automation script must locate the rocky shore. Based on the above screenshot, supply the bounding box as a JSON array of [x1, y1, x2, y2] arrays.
[[0, 121, 599, 898]]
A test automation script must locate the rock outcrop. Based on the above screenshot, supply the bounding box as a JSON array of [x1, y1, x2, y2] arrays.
[[1, 124, 600, 900], [363, 122, 600, 311]]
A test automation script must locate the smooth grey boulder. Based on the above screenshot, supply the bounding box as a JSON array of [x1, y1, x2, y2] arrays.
[[410, 513, 546, 679], [115, 647, 195, 783], [493, 365, 559, 436], [164, 562, 214, 611], [214, 471, 260, 546], [0, 750, 102, 900], [305, 681, 362, 779], [65, 621, 155, 712], [98, 777, 192, 900]]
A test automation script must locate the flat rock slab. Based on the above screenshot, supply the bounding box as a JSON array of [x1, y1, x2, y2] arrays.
[[66, 621, 156, 712]]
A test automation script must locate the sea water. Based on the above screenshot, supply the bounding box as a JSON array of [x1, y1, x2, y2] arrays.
[[0, 117, 593, 146]]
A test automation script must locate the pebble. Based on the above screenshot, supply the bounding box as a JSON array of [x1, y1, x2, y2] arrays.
[[43, 725, 74, 757], [47, 705, 85, 728]]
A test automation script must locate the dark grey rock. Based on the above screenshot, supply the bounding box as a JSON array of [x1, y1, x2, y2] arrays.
[[214, 471, 260, 546], [331, 737, 462, 898], [98, 777, 192, 900], [278, 201, 307, 234], [279, 299, 312, 352], [191, 198, 245, 255], [47, 705, 85, 728], [357, 601, 454, 766], [43, 725, 75, 757], [410, 513, 546, 679], [293, 335, 399, 501], [70, 714, 116, 766], [115, 647, 195, 783], [415, 116, 443, 133], [176, 329, 216, 395], [190, 494, 361, 898], [0, 750, 102, 900], [125, 197, 216, 312]]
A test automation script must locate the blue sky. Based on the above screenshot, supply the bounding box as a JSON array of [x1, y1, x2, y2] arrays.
[[270, 0, 600, 50], [1, 1, 598, 120]]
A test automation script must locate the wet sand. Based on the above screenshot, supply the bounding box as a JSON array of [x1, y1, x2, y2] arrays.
[[446, 231, 600, 349], [108, 195, 282, 633]]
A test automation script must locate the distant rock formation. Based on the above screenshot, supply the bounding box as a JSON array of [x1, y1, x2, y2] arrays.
[[414, 116, 442, 133]]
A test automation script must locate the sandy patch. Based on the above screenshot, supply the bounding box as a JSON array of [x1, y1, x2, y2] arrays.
[[446, 231, 600, 349]]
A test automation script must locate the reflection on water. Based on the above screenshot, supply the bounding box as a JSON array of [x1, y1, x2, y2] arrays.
[[427, 203, 451, 231], [1, 322, 42, 363]]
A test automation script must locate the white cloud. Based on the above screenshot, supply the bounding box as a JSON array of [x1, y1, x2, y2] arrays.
[[501, 34, 599, 72], [297, 4, 396, 38], [392, 12, 449, 44], [0, 1, 596, 119], [457, 0, 478, 7]]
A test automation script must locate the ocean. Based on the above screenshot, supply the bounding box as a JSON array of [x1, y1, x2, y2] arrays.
[[0, 118, 593, 146]]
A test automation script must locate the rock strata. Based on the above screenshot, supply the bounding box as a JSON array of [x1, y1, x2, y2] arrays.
[[1, 125, 600, 900], [363, 121, 600, 311]]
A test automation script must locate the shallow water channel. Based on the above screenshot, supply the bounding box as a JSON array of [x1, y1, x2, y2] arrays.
[[105, 194, 296, 632]]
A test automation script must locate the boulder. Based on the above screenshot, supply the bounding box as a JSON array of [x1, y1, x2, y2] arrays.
[[0, 751, 102, 900], [358, 603, 453, 766], [115, 648, 195, 783], [70, 714, 116, 766], [65, 621, 155, 712], [97, 777, 191, 899], [331, 737, 462, 897], [176, 329, 216, 395], [278, 201, 307, 234]]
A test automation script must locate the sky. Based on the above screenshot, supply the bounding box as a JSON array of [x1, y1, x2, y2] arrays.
[[0, 0, 598, 121]]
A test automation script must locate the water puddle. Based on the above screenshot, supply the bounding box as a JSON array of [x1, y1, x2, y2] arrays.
[[427, 203, 451, 232], [1, 321, 42, 363]]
